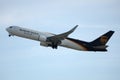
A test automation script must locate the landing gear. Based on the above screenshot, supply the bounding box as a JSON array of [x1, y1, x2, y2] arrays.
[[9, 34, 11, 37], [46, 37, 61, 49], [8, 34, 13, 37], [51, 42, 58, 49]]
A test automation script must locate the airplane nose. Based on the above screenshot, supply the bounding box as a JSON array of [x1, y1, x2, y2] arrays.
[[6, 28, 8, 31]]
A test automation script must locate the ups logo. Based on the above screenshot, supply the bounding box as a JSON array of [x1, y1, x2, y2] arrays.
[[100, 36, 108, 44]]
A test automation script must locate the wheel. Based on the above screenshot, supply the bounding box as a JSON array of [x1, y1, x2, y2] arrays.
[[9, 35, 11, 37]]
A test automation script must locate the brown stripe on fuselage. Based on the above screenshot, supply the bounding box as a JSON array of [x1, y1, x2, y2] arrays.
[[66, 38, 88, 51]]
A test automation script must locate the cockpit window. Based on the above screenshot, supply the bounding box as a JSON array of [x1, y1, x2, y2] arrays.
[[10, 26, 13, 28]]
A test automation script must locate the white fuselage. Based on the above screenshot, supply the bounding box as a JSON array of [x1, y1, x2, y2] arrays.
[[6, 26, 86, 51]]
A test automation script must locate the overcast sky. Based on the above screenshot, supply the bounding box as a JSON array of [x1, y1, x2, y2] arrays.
[[0, 0, 120, 80]]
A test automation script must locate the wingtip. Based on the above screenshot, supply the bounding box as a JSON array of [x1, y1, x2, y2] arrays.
[[72, 25, 78, 31], [73, 25, 79, 30], [109, 30, 115, 33], [75, 25, 79, 27]]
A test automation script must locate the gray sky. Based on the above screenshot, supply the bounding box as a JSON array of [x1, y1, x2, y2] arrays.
[[0, 0, 120, 80]]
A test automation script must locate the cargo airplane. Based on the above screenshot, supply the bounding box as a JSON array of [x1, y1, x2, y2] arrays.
[[6, 25, 114, 52]]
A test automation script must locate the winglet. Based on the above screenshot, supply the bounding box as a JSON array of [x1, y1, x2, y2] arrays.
[[66, 25, 78, 34], [50, 25, 79, 39], [64, 25, 78, 36]]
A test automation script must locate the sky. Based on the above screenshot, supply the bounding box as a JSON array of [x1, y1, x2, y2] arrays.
[[0, 0, 120, 80]]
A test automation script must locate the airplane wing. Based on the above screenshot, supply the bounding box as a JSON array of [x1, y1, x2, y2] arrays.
[[46, 25, 78, 49]]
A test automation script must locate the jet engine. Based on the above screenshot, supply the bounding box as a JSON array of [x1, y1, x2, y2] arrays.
[[40, 42, 48, 47]]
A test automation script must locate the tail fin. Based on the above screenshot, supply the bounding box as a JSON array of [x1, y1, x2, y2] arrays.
[[90, 30, 114, 46]]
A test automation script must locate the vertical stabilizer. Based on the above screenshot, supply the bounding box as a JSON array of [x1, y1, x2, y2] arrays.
[[90, 31, 114, 46]]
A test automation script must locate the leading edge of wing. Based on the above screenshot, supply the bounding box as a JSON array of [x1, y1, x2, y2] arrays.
[[46, 25, 78, 49], [47, 25, 78, 40]]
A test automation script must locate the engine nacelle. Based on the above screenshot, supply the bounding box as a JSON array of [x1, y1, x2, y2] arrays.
[[39, 35, 47, 42], [40, 42, 48, 47]]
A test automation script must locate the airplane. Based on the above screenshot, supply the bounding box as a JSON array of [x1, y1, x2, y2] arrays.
[[6, 25, 114, 52]]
